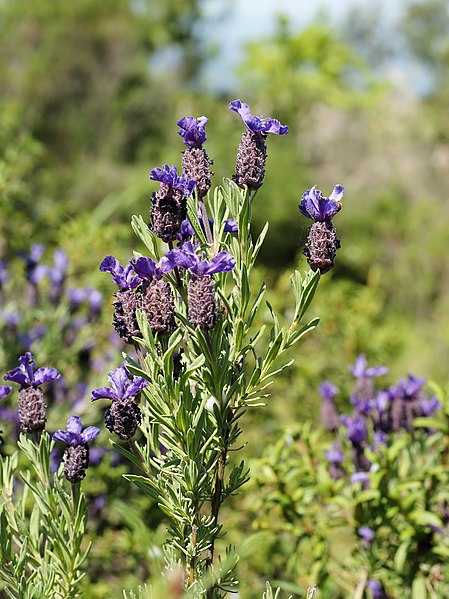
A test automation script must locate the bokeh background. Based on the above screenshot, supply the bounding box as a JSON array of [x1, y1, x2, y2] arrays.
[[1, 0, 449, 596]]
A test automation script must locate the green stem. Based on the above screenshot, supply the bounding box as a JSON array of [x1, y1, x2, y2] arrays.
[[199, 199, 214, 246], [128, 438, 151, 476]]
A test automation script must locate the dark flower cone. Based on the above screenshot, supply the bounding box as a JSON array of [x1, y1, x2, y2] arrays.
[[351, 442, 371, 472], [188, 274, 218, 330], [150, 184, 187, 242], [303, 221, 341, 274], [329, 463, 345, 481], [140, 279, 175, 335], [64, 445, 89, 483], [18, 387, 47, 434], [233, 130, 267, 190], [113, 289, 140, 344], [104, 398, 141, 440], [182, 148, 211, 197], [391, 397, 421, 432], [321, 400, 340, 432]]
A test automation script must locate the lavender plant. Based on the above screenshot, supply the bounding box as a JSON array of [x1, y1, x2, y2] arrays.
[[96, 100, 344, 597], [248, 356, 449, 598], [0, 353, 100, 598]]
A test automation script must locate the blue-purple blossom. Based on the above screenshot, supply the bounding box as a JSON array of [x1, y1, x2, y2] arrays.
[[4, 352, 61, 389], [367, 580, 386, 598], [20, 244, 46, 284], [0, 385, 12, 400], [350, 471, 370, 485], [132, 256, 173, 280], [91, 365, 148, 402], [177, 116, 208, 149], [319, 381, 339, 402], [341, 415, 367, 444], [350, 355, 388, 378], [99, 256, 142, 290], [18, 324, 47, 350], [298, 185, 344, 222], [421, 396, 441, 416], [229, 100, 288, 135], [358, 526, 375, 547], [53, 416, 100, 447], [149, 164, 195, 196], [0, 261, 9, 285], [390, 373, 426, 400], [165, 242, 236, 276], [325, 443, 345, 464], [2, 310, 20, 327]]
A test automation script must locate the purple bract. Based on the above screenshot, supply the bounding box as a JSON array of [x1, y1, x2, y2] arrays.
[[319, 381, 339, 402], [229, 100, 288, 135], [100, 256, 142, 290], [350, 355, 388, 378], [325, 443, 345, 464], [132, 256, 173, 280], [177, 116, 208, 149], [53, 416, 100, 447], [357, 526, 375, 547], [4, 352, 61, 389], [298, 185, 344, 222], [91, 365, 148, 402], [0, 385, 12, 400], [341, 414, 367, 444], [165, 242, 236, 276], [149, 164, 195, 196]]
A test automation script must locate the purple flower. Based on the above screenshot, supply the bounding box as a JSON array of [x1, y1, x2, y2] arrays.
[[132, 256, 173, 280], [298, 185, 344, 222], [367, 580, 386, 598], [0, 261, 9, 285], [421, 396, 441, 416], [341, 415, 367, 444], [149, 164, 195, 196], [91, 365, 148, 402], [2, 310, 20, 327], [177, 116, 208, 149], [165, 242, 235, 276], [229, 100, 288, 135], [99, 256, 142, 290], [20, 244, 46, 284], [350, 471, 370, 485], [325, 443, 345, 464], [53, 416, 100, 447], [224, 218, 238, 233], [0, 385, 12, 400], [391, 374, 426, 400], [18, 324, 47, 350], [4, 352, 61, 389], [350, 355, 388, 378], [319, 381, 339, 402], [358, 526, 375, 547]]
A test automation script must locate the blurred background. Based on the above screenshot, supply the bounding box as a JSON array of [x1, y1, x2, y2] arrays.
[[1, 0, 449, 595]]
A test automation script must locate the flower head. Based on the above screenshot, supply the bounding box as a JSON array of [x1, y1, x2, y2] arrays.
[[325, 443, 345, 464], [229, 100, 288, 135], [299, 185, 344, 222], [99, 256, 142, 290], [150, 164, 195, 196], [0, 385, 12, 400], [53, 416, 100, 447], [358, 526, 375, 547], [341, 414, 367, 444], [367, 580, 386, 598], [350, 355, 388, 378], [4, 352, 61, 389], [165, 242, 235, 276], [91, 365, 148, 402], [177, 116, 208, 149]]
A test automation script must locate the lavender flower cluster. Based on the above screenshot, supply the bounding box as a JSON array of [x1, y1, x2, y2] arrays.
[[321, 354, 441, 483]]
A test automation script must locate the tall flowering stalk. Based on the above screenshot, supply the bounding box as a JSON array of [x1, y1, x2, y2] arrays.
[[97, 100, 344, 597]]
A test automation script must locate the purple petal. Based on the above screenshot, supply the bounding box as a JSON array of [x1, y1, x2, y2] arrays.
[[329, 184, 345, 202], [33, 367, 61, 386], [224, 218, 238, 233], [133, 257, 159, 280], [350, 472, 370, 484], [91, 387, 118, 401], [0, 385, 12, 400], [165, 246, 198, 270], [20, 352, 36, 383], [298, 185, 342, 222], [177, 115, 208, 149], [108, 367, 130, 400], [81, 426, 101, 443], [204, 251, 236, 275], [4, 368, 29, 386], [122, 376, 148, 399], [229, 99, 252, 121], [319, 380, 339, 402], [29, 244, 45, 263], [53, 430, 75, 445], [66, 416, 83, 434], [30, 264, 49, 284]]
